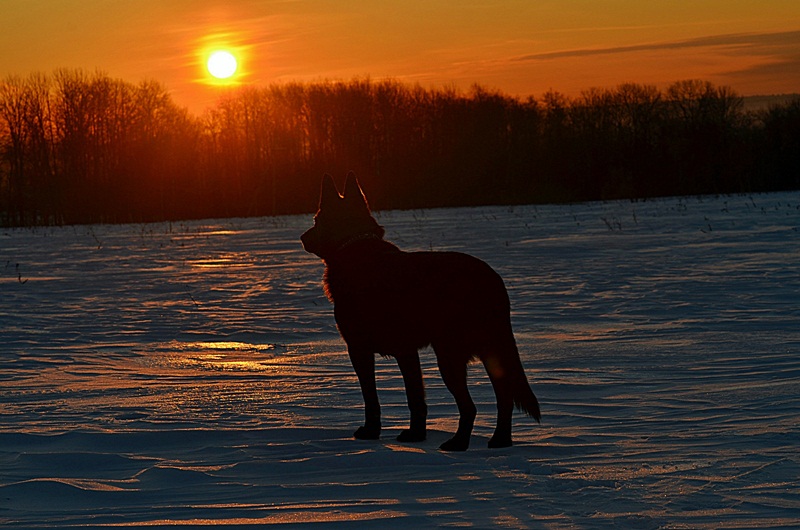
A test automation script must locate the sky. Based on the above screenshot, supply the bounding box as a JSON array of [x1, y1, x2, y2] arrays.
[[2, 0, 799, 113]]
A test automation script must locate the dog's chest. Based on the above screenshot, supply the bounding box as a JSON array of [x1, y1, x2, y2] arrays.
[[324, 258, 414, 306], [325, 257, 430, 338]]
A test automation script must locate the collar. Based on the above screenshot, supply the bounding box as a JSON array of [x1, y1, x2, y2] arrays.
[[335, 232, 383, 253]]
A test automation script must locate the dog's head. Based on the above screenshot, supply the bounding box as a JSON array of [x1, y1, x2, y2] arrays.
[[301, 172, 384, 260]]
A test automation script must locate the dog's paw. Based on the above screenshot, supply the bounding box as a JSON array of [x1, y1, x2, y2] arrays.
[[397, 428, 427, 443], [439, 436, 470, 452], [487, 435, 513, 449], [353, 424, 381, 440]]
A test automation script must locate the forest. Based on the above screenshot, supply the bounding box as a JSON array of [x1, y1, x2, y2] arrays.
[[1, 69, 799, 226]]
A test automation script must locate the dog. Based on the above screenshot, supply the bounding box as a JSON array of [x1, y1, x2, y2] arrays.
[[301, 172, 540, 451]]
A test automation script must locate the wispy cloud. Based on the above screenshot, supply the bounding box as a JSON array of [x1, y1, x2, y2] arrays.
[[512, 30, 800, 62], [724, 49, 800, 93]]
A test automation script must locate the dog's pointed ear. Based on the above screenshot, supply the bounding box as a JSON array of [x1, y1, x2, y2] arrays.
[[319, 173, 340, 208], [344, 171, 368, 209]]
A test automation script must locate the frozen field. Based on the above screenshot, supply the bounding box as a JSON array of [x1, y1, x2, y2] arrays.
[[1, 192, 799, 528]]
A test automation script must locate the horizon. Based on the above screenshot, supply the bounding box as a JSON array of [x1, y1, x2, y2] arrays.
[[2, 1, 799, 113], [3, 68, 799, 118]]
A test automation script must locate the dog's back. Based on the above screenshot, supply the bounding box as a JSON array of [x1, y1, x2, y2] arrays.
[[326, 241, 512, 358]]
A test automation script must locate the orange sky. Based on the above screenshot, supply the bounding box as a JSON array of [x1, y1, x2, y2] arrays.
[[2, 0, 799, 114]]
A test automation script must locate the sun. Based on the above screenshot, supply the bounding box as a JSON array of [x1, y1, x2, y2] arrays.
[[207, 50, 238, 80]]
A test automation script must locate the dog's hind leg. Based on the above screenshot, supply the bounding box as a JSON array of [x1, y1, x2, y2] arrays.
[[482, 337, 541, 448], [395, 351, 427, 442], [436, 354, 476, 451], [349, 349, 381, 440], [483, 354, 515, 448]]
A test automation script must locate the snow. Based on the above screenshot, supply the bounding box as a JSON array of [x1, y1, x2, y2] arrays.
[[1, 192, 799, 528]]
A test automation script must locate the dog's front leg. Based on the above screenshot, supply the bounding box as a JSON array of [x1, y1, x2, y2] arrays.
[[349, 349, 381, 439], [395, 351, 427, 442]]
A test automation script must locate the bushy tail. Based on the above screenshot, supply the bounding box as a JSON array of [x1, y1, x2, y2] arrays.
[[485, 343, 542, 423], [504, 341, 541, 422], [513, 375, 541, 423]]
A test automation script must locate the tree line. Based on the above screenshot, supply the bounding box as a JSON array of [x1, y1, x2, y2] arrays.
[[1, 70, 798, 226]]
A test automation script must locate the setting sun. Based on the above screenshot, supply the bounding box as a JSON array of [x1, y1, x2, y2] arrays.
[[207, 50, 238, 80]]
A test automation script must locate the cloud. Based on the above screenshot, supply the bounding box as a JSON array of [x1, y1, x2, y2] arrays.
[[512, 30, 800, 62], [723, 50, 800, 94]]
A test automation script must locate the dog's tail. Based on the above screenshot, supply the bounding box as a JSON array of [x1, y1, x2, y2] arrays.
[[484, 344, 542, 423], [512, 368, 541, 423]]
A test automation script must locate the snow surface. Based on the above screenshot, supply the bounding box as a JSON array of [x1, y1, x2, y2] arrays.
[[1, 193, 799, 528]]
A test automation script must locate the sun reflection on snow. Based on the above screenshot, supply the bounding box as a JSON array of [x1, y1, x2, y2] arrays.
[[108, 509, 406, 526], [169, 341, 277, 372], [198, 341, 274, 352], [188, 256, 247, 269]]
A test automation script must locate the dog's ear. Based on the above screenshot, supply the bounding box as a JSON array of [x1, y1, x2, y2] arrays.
[[319, 173, 340, 208], [344, 171, 368, 210]]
